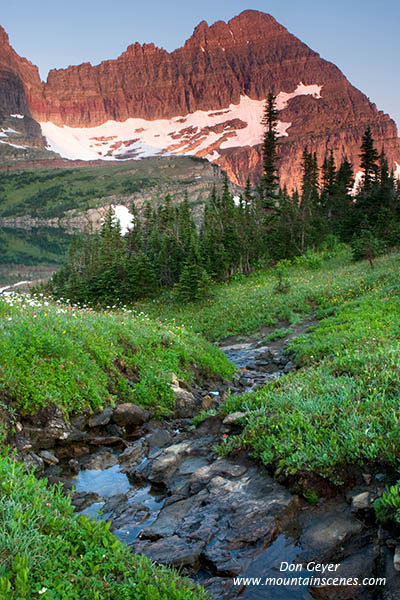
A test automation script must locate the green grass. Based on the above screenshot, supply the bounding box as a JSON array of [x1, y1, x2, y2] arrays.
[[211, 252, 400, 484], [138, 246, 398, 340], [0, 294, 234, 427], [0, 455, 209, 600], [0, 156, 212, 219]]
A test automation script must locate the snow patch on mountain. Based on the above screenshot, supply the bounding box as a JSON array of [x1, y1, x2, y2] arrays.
[[40, 83, 323, 163], [0, 140, 27, 149], [112, 205, 134, 236], [276, 83, 322, 110]]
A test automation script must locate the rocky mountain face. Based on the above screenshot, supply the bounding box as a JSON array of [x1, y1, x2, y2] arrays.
[[1, 10, 399, 189], [0, 26, 43, 146]]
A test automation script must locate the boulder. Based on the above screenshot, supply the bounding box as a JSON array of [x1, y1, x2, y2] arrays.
[[222, 412, 247, 425], [113, 403, 150, 427], [172, 385, 201, 418], [38, 450, 59, 465], [88, 407, 113, 428]]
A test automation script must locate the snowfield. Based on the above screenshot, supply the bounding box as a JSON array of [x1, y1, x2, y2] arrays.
[[40, 83, 323, 163]]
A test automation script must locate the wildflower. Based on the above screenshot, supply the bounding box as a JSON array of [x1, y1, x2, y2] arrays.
[[38, 588, 47, 595], [60, 364, 64, 368]]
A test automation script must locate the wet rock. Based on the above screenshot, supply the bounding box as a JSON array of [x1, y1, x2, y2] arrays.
[[178, 456, 210, 476], [381, 546, 400, 599], [113, 403, 151, 427], [88, 407, 113, 428], [102, 493, 129, 514], [145, 428, 171, 450], [394, 546, 400, 572], [310, 545, 378, 600], [71, 491, 102, 511], [83, 449, 118, 470], [222, 412, 247, 426], [299, 501, 365, 562], [119, 440, 147, 466], [69, 459, 80, 474], [133, 534, 205, 568], [133, 440, 195, 484], [38, 450, 59, 465], [203, 545, 242, 576], [142, 492, 208, 539]]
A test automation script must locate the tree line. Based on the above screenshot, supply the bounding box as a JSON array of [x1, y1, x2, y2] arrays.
[[51, 93, 400, 304]]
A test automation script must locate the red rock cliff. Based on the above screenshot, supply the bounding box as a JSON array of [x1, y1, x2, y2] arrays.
[[1, 11, 399, 189]]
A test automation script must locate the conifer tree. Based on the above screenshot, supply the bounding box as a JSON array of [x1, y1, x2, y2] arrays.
[[260, 92, 280, 211], [360, 126, 379, 192]]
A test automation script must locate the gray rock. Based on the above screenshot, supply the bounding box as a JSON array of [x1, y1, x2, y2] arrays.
[[222, 412, 247, 425], [284, 361, 295, 373], [394, 546, 400, 572], [310, 545, 377, 600], [133, 440, 197, 484], [299, 501, 364, 561], [113, 403, 150, 427], [15, 434, 32, 452], [21, 451, 44, 472], [119, 440, 147, 466], [71, 491, 102, 511], [145, 428, 171, 449], [172, 385, 200, 418], [133, 535, 205, 568], [69, 459, 80, 474], [88, 407, 113, 428], [38, 450, 59, 465]]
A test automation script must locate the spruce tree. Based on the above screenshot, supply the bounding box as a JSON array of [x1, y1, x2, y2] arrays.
[[360, 126, 379, 193], [260, 92, 279, 210]]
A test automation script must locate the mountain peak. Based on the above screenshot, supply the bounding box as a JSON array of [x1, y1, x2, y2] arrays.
[[0, 11, 399, 191]]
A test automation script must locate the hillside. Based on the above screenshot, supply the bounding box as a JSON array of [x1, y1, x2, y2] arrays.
[[2, 250, 400, 598]]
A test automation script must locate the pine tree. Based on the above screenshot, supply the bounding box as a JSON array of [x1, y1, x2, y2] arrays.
[[320, 150, 336, 218], [360, 126, 379, 193], [260, 92, 279, 211], [175, 236, 210, 302]]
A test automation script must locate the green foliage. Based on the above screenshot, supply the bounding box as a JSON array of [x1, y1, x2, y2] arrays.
[[0, 456, 209, 599], [374, 482, 400, 524], [0, 294, 234, 423], [212, 253, 400, 483]]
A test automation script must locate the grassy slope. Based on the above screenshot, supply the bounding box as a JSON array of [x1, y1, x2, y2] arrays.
[[0, 456, 209, 600], [0, 295, 234, 428], [139, 249, 400, 484], [0, 297, 233, 599], [2, 248, 400, 597]]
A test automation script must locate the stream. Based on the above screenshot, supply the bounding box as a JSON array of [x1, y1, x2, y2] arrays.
[[42, 320, 384, 600]]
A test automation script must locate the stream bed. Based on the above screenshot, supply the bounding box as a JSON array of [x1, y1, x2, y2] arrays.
[[43, 320, 388, 599]]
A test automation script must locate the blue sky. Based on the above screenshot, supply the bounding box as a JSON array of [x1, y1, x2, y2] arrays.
[[2, 0, 399, 128]]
